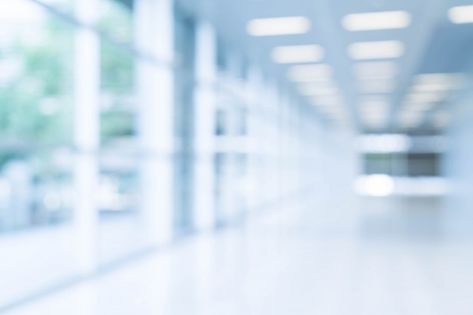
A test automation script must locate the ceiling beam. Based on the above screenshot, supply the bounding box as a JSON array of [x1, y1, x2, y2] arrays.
[[388, 0, 452, 131], [308, 0, 361, 131]]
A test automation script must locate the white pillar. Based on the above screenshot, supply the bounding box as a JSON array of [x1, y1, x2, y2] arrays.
[[264, 81, 280, 204], [73, 0, 100, 274], [278, 91, 289, 199], [246, 67, 265, 210], [222, 54, 244, 222], [193, 21, 217, 231], [135, 0, 175, 245]]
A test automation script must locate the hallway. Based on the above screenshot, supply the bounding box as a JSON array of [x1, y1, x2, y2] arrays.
[[3, 0, 473, 312], [5, 196, 473, 315]]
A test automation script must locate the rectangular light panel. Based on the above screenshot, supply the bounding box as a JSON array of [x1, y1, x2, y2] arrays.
[[415, 73, 464, 86], [343, 11, 411, 31], [288, 64, 332, 82], [399, 112, 423, 128], [272, 45, 324, 63], [358, 134, 411, 153], [353, 62, 398, 79], [449, 5, 473, 24], [348, 40, 404, 60], [247, 16, 311, 36], [312, 94, 342, 105], [406, 92, 446, 104], [358, 80, 395, 93], [360, 97, 389, 127], [299, 85, 338, 96]]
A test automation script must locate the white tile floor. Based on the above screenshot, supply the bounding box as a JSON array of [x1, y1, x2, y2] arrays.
[[4, 197, 473, 315]]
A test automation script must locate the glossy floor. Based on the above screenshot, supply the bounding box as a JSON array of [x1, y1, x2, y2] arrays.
[[4, 196, 473, 315]]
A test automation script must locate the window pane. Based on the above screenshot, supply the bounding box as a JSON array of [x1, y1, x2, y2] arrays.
[[99, 0, 133, 45], [0, 0, 75, 232], [100, 41, 136, 145]]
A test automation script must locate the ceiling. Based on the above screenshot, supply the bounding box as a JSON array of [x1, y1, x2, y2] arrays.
[[175, 0, 473, 134]]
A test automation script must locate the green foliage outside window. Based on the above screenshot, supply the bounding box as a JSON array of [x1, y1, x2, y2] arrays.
[[0, 19, 73, 145], [99, 0, 136, 145]]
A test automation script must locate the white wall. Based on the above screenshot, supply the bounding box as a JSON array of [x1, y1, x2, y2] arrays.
[[444, 92, 473, 238]]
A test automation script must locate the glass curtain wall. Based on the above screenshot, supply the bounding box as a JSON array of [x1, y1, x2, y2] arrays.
[[96, 0, 144, 265], [363, 152, 442, 177], [0, 0, 324, 309], [0, 0, 78, 307], [173, 7, 195, 235], [0, 0, 75, 234]]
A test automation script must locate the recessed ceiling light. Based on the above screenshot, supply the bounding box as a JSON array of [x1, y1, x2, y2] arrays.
[[358, 134, 411, 153], [353, 62, 398, 79], [362, 114, 388, 121], [415, 73, 464, 86], [358, 80, 395, 93], [312, 95, 343, 106], [399, 112, 423, 128], [317, 106, 345, 114], [361, 96, 389, 105], [404, 101, 435, 111], [348, 41, 404, 60], [360, 98, 390, 121], [406, 91, 447, 104], [299, 83, 337, 96], [288, 64, 332, 82], [412, 83, 451, 93], [247, 16, 311, 36], [342, 11, 411, 31], [449, 5, 473, 24], [299, 81, 335, 90], [363, 118, 388, 129], [271, 45, 324, 64]]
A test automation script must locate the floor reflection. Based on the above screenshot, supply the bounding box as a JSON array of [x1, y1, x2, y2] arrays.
[[5, 195, 473, 315]]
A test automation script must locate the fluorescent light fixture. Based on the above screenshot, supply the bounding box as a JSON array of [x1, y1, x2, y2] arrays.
[[404, 103, 434, 112], [412, 83, 452, 93], [400, 114, 423, 128], [363, 116, 388, 124], [364, 120, 388, 129], [299, 80, 335, 90], [358, 80, 395, 93], [353, 62, 398, 79], [354, 175, 395, 197], [415, 73, 464, 86], [362, 116, 388, 126], [271, 45, 324, 63], [361, 112, 388, 118], [399, 112, 422, 120], [449, 5, 473, 24], [247, 16, 311, 36], [360, 98, 389, 127], [326, 110, 346, 116], [331, 114, 349, 121], [360, 96, 389, 109], [405, 101, 435, 111], [288, 64, 332, 82], [358, 134, 411, 153], [343, 11, 411, 31], [406, 92, 446, 104], [348, 40, 405, 60], [317, 105, 345, 113], [312, 94, 342, 105], [299, 84, 338, 96]]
